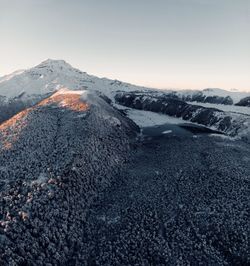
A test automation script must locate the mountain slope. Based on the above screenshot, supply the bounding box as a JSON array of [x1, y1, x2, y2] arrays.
[[0, 89, 138, 265], [0, 59, 150, 100], [1, 60, 249, 106]]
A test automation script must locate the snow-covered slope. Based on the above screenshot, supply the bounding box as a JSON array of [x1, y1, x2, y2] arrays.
[[0, 59, 151, 100], [1, 59, 249, 107], [0, 69, 25, 83]]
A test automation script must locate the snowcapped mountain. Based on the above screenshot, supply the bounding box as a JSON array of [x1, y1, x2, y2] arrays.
[[0, 59, 249, 140], [1, 59, 249, 108], [0, 59, 150, 100]]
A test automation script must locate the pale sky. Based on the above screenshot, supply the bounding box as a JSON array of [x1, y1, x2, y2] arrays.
[[0, 0, 250, 91]]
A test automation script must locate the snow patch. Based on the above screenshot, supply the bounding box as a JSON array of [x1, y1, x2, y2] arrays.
[[162, 130, 172, 134], [125, 108, 185, 128]]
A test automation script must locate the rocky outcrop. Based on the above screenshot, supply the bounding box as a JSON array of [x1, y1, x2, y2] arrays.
[[0, 90, 139, 265]]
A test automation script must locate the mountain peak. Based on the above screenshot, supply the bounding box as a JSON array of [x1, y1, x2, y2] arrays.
[[35, 59, 73, 69]]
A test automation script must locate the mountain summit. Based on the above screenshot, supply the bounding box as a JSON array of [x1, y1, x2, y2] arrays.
[[0, 59, 143, 99]]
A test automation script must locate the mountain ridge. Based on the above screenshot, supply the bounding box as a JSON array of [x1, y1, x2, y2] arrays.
[[0, 59, 249, 141], [1, 59, 249, 104]]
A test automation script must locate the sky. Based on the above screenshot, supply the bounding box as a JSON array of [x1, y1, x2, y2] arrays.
[[0, 0, 250, 91]]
